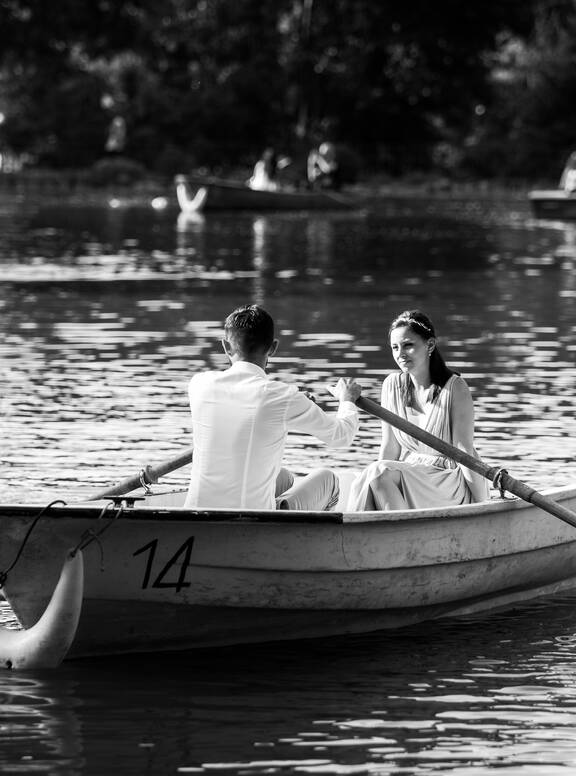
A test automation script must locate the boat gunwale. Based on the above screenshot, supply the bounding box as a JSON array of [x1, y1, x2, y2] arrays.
[[529, 189, 576, 200], [175, 174, 360, 211], [2, 482, 576, 525]]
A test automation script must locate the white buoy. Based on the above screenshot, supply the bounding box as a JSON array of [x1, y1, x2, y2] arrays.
[[0, 550, 84, 670]]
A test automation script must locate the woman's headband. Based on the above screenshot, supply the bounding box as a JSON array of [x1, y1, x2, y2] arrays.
[[396, 316, 434, 336]]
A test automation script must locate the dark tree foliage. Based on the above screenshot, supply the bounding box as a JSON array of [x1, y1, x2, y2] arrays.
[[280, 0, 533, 171], [153, 0, 289, 167], [464, 0, 576, 180], [0, 0, 547, 177], [0, 0, 168, 165]]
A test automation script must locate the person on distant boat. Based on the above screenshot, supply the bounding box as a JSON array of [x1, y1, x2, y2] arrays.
[[105, 115, 126, 155], [347, 310, 489, 511], [248, 148, 291, 192], [560, 151, 576, 193], [248, 148, 279, 191], [307, 142, 341, 189], [185, 304, 362, 511]]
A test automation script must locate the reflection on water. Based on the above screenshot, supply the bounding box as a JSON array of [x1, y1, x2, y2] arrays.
[[4, 194, 576, 772], [4, 593, 576, 774], [0, 670, 84, 773]]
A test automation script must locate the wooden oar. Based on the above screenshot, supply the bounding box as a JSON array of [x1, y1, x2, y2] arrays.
[[356, 395, 576, 530], [89, 447, 193, 501]]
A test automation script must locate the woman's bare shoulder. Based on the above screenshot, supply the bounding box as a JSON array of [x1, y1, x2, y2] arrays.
[[449, 374, 474, 407]]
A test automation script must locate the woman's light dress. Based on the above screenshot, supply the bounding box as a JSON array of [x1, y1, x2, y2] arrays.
[[348, 373, 489, 511]]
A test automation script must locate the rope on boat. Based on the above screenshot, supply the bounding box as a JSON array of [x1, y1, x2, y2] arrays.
[[70, 501, 125, 571], [0, 499, 67, 589], [492, 467, 510, 499], [0, 499, 126, 590]]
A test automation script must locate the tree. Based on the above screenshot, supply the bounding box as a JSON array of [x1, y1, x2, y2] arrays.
[[0, 0, 169, 166], [0, 0, 539, 175], [465, 0, 576, 179], [276, 0, 533, 170]]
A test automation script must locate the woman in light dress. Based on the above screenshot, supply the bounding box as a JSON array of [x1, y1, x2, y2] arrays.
[[248, 148, 292, 192], [560, 151, 576, 193], [348, 310, 489, 511], [248, 148, 279, 191]]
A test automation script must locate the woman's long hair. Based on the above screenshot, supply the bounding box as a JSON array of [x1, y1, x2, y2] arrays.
[[388, 310, 456, 407]]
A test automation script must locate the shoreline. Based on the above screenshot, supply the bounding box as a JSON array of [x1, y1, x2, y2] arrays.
[[0, 168, 545, 208]]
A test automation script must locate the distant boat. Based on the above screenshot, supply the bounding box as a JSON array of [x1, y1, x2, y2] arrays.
[[175, 174, 361, 213], [528, 189, 576, 220], [529, 151, 576, 219]]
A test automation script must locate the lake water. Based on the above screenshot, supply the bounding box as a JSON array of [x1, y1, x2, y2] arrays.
[[2, 191, 576, 774]]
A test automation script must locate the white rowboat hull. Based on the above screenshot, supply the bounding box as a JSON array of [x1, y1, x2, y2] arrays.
[[528, 189, 576, 219], [2, 485, 576, 656]]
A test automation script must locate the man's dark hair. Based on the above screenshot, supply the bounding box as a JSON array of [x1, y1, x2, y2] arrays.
[[224, 304, 275, 355]]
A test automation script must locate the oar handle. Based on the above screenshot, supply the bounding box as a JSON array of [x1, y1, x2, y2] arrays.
[[356, 396, 576, 530], [89, 447, 193, 501]]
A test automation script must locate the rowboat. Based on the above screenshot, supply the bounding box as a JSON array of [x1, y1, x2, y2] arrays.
[[528, 189, 576, 220], [3, 475, 576, 659], [175, 174, 360, 213], [4, 397, 576, 662]]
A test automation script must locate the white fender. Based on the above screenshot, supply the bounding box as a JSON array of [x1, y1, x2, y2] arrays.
[[0, 550, 84, 670], [176, 178, 208, 213]]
